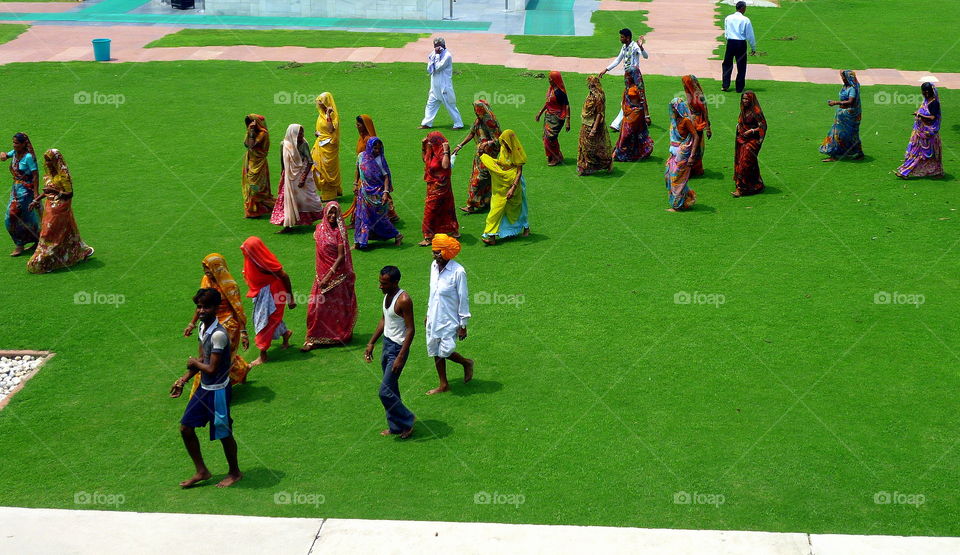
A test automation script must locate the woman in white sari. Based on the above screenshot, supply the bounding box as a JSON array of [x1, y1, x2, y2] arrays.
[[270, 123, 325, 233]]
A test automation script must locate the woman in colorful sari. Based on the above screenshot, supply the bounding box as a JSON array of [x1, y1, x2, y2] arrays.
[[452, 99, 502, 213], [303, 202, 357, 350], [311, 92, 342, 202], [480, 129, 530, 246], [682, 75, 711, 176], [343, 114, 378, 228], [242, 114, 275, 218], [270, 124, 325, 233], [25, 149, 94, 273], [240, 236, 295, 367], [535, 71, 571, 166], [183, 253, 252, 396], [732, 91, 767, 197], [2, 133, 40, 257], [420, 131, 459, 246], [577, 76, 613, 176], [895, 82, 944, 179], [354, 137, 403, 250], [664, 98, 699, 212], [613, 71, 654, 162], [820, 70, 864, 162]]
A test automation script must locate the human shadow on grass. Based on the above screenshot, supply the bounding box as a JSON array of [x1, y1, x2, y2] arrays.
[[686, 203, 718, 214], [47, 257, 105, 273], [408, 418, 452, 442], [230, 467, 285, 489], [696, 168, 725, 181], [450, 378, 503, 397], [231, 382, 277, 406]]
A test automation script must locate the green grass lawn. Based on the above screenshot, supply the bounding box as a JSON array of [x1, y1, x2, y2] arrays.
[[0, 60, 958, 537], [714, 0, 960, 73], [508, 10, 652, 58], [146, 29, 428, 50], [0, 23, 28, 45]]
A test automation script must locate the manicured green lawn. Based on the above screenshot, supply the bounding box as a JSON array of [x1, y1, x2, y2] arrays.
[[0, 23, 28, 45], [146, 29, 428, 50], [508, 10, 652, 58], [714, 0, 960, 73], [0, 60, 958, 537]]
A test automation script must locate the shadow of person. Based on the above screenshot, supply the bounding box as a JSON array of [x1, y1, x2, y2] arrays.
[[409, 419, 452, 442], [231, 467, 285, 489], [698, 168, 725, 180], [451, 378, 503, 397], [688, 203, 718, 214], [231, 382, 277, 406]]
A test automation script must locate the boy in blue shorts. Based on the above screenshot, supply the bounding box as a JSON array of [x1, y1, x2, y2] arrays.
[[170, 288, 242, 488]]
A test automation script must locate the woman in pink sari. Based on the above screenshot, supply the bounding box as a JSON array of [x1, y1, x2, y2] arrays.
[[303, 202, 357, 350]]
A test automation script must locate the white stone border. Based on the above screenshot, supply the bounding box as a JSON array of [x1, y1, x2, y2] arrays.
[[0, 350, 53, 411]]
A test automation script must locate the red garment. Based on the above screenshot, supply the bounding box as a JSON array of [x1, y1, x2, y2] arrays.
[[240, 236, 288, 350], [422, 132, 459, 239], [545, 71, 570, 119], [305, 202, 357, 346]]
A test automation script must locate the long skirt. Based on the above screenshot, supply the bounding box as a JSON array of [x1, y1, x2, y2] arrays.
[[304, 275, 357, 346], [896, 132, 943, 178], [242, 150, 274, 217], [269, 173, 324, 227], [423, 180, 459, 239], [820, 110, 863, 158], [252, 285, 288, 351], [6, 182, 40, 247], [665, 152, 697, 210], [26, 197, 93, 273], [734, 137, 765, 195], [483, 178, 529, 239], [543, 113, 565, 166], [613, 117, 654, 162], [354, 190, 400, 247], [690, 130, 706, 176], [577, 125, 613, 175], [465, 142, 495, 211]]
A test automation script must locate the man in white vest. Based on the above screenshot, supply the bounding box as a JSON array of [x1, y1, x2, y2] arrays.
[[420, 37, 465, 130]]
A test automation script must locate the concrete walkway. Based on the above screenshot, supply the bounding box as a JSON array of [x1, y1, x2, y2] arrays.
[[2, 506, 959, 554]]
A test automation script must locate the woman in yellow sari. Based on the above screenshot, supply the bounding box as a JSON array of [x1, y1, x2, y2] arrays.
[[184, 253, 252, 396], [480, 129, 529, 246], [311, 92, 342, 202]]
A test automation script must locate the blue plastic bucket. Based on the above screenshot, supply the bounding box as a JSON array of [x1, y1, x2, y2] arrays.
[[92, 38, 111, 62]]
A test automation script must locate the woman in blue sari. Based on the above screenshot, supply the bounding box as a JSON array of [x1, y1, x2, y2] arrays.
[[664, 99, 699, 212], [895, 82, 944, 179], [2, 133, 41, 256], [820, 70, 864, 162], [354, 137, 403, 250]]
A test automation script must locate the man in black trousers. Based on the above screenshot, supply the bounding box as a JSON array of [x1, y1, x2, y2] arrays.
[[721, 1, 757, 93]]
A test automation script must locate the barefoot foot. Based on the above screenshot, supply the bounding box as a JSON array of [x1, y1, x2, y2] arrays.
[[426, 385, 450, 395], [9, 246, 23, 257], [381, 428, 396, 436], [394, 233, 404, 246], [281, 330, 293, 349], [216, 472, 243, 488], [179, 470, 212, 488], [418, 239, 432, 247], [400, 418, 416, 440], [249, 355, 267, 368], [463, 359, 474, 384]]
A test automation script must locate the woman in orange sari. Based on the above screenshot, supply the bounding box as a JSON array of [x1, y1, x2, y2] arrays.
[[242, 114, 275, 218], [240, 236, 296, 366], [420, 131, 459, 246], [682, 75, 711, 176], [183, 253, 252, 395], [303, 202, 357, 350], [535, 71, 571, 166], [613, 71, 654, 162]]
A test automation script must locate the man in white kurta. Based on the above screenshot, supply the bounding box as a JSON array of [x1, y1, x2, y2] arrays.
[[420, 37, 465, 130], [425, 234, 474, 395]]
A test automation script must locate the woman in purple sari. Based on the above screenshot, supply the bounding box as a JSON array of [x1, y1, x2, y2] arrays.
[[354, 137, 403, 250], [895, 82, 943, 179]]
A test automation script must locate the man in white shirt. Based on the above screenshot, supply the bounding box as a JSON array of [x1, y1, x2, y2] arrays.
[[721, 1, 757, 93], [420, 37, 465, 130], [425, 234, 474, 395], [599, 27, 650, 131]]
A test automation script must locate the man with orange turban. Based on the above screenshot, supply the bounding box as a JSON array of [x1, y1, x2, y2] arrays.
[[425, 234, 473, 394]]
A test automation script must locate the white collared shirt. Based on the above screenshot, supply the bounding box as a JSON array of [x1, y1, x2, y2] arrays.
[[606, 41, 648, 72], [426, 260, 470, 338], [724, 12, 756, 49]]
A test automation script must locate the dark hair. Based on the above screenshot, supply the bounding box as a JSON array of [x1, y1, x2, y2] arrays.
[[356, 115, 364, 124], [380, 265, 401, 283], [619, 28, 632, 39], [736, 1, 746, 10], [193, 287, 222, 308], [12, 133, 27, 144]]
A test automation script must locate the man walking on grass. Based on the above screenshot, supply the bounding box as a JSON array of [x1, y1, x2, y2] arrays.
[[425, 234, 474, 395], [599, 27, 650, 131], [721, 1, 757, 93], [420, 37, 464, 130]]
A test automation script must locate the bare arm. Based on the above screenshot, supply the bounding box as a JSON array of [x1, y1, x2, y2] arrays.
[[279, 270, 297, 309], [364, 314, 385, 362], [393, 293, 416, 372]]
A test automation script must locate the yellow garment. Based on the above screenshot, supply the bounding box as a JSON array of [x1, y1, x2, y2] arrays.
[[431, 233, 461, 260], [480, 129, 525, 236], [43, 149, 73, 193], [312, 92, 342, 201]]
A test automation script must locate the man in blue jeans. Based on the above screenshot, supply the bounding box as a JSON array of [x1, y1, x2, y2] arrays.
[[721, 1, 757, 93], [364, 266, 416, 439]]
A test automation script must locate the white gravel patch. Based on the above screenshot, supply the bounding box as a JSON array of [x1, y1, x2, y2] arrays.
[[0, 355, 45, 406]]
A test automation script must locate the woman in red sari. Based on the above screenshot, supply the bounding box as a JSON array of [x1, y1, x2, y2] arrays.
[[682, 75, 712, 176], [535, 71, 571, 166], [732, 91, 766, 197], [303, 202, 357, 350], [419, 131, 459, 246], [240, 236, 296, 366]]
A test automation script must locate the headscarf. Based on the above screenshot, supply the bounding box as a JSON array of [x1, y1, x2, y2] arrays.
[[356, 114, 377, 154], [582, 76, 605, 119], [10, 132, 38, 190], [245, 114, 269, 155], [315, 201, 354, 279], [840, 70, 861, 111], [240, 236, 284, 299], [359, 136, 390, 190], [546, 71, 570, 119], [737, 91, 767, 141], [424, 131, 451, 184], [201, 253, 245, 323], [432, 233, 461, 260], [315, 92, 340, 140], [282, 123, 311, 188], [496, 129, 527, 168], [669, 98, 693, 144], [682, 75, 710, 131], [471, 99, 501, 141], [920, 82, 941, 122], [42, 149, 72, 194]]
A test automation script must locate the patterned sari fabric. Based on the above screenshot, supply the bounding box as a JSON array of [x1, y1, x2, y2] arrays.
[[734, 91, 767, 196], [542, 71, 570, 166], [270, 124, 325, 227], [614, 73, 654, 162], [820, 70, 864, 159], [465, 99, 502, 212], [682, 75, 711, 176], [240, 236, 288, 351], [305, 202, 358, 347], [422, 131, 459, 240], [311, 92, 343, 201], [5, 133, 40, 248], [26, 150, 94, 274], [354, 137, 400, 248], [343, 114, 378, 228], [664, 98, 698, 211], [242, 114, 275, 218], [577, 76, 613, 175], [624, 67, 649, 123], [896, 83, 944, 178], [189, 253, 252, 396], [481, 129, 529, 239]]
